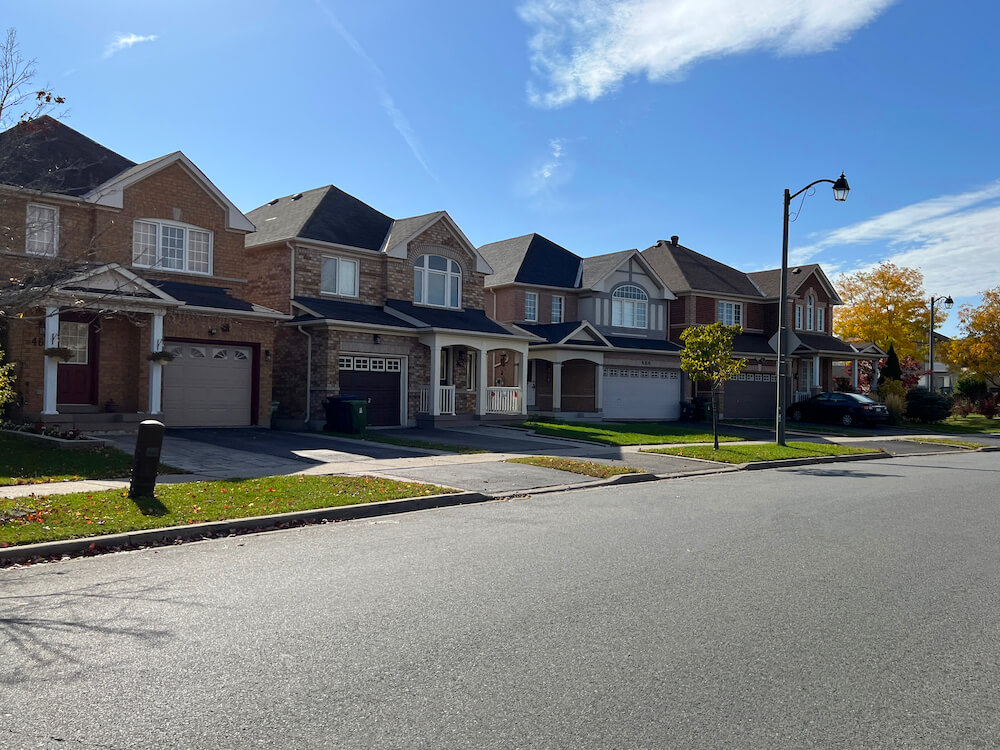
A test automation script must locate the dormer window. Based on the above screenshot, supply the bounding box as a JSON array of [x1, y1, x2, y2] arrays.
[[612, 285, 648, 329], [133, 219, 213, 275], [414, 254, 461, 309], [26, 203, 58, 256]]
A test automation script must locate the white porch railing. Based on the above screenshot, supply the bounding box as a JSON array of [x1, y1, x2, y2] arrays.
[[794, 390, 811, 403], [487, 387, 521, 414], [418, 385, 456, 415]]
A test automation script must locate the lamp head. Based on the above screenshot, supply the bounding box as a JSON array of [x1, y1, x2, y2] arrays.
[[944, 296, 954, 310], [832, 173, 850, 202]]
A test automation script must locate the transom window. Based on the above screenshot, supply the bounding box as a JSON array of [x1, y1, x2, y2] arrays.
[[26, 203, 59, 256], [524, 292, 538, 322], [717, 300, 743, 327], [321, 256, 358, 297], [551, 295, 564, 324], [414, 254, 461, 309], [612, 285, 648, 329], [133, 219, 213, 274]]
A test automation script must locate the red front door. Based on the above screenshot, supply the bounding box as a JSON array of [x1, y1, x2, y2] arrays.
[[56, 319, 99, 405]]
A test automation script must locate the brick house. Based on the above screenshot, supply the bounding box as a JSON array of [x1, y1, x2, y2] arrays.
[[480, 233, 685, 420], [0, 117, 285, 430], [243, 185, 533, 428], [642, 235, 883, 418]]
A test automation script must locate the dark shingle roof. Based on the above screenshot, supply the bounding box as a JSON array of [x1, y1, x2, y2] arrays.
[[386, 299, 515, 335], [0, 116, 135, 196], [604, 336, 681, 352], [245, 185, 393, 250], [794, 333, 857, 355], [747, 264, 824, 298], [149, 280, 255, 312], [517, 321, 588, 344], [733, 333, 778, 355], [642, 240, 762, 297], [479, 233, 582, 288], [294, 297, 417, 328], [580, 249, 635, 289]]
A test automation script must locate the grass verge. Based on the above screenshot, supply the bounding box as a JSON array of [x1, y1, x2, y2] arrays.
[[641, 441, 879, 464], [0, 434, 182, 486], [922, 415, 1000, 435], [0, 475, 455, 547], [323, 431, 487, 454], [518, 420, 744, 446], [506, 456, 641, 478], [901, 437, 985, 450]]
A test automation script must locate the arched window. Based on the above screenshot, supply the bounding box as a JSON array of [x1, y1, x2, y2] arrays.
[[414, 255, 462, 309], [806, 292, 815, 331], [612, 285, 648, 329]]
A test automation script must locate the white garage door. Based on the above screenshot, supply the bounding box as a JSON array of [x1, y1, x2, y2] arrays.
[[602, 366, 681, 420], [161, 342, 253, 427]]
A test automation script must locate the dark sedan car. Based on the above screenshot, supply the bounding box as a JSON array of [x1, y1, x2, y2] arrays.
[[788, 392, 889, 427]]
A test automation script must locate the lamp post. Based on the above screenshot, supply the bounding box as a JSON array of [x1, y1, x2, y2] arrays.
[[776, 173, 850, 445], [928, 294, 953, 392]]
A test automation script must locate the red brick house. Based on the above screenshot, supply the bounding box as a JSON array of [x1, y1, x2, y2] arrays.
[[642, 235, 883, 418], [480, 233, 684, 420], [243, 186, 533, 428], [0, 117, 285, 429]]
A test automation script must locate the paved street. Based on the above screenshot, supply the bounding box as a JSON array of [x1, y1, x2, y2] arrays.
[[4, 451, 1000, 748]]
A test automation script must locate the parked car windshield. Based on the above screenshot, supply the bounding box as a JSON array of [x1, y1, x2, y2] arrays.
[[845, 394, 878, 405]]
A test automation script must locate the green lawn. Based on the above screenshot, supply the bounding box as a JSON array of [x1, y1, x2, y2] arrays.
[[901, 437, 985, 450], [506, 456, 642, 478], [642, 441, 879, 464], [922, 415, 1000, 435], [518, 420, 744, 446], [0, 434, 182, 486], [323, 431, 487, 454], [0, 475, 455, 547]]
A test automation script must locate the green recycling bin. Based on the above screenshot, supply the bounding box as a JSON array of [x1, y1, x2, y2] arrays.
[[342, 399, 368, 434]]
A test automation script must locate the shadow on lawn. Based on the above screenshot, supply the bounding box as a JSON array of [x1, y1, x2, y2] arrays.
[[131, 495, 169, 517]]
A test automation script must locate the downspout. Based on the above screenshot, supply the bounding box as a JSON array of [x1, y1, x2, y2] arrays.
[[297, 325, 312, 424], [287, 242, 296, 310]]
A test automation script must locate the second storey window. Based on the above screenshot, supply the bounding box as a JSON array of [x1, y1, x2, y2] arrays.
[[133, 219, 212, 274], [806, 293, 815, 330], [321, 257, 358, 297], [26, 203, 59, 255], [817, 307, 825, 333], [414, 254, 461, 309], [524, 292, 538, 322], [612, 285, 648, 328], [717, 300, 742, 327], [552, 295, 564, 324], [795, 305, 803, 329]]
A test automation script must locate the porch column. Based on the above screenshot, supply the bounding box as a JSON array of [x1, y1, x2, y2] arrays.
[[552, 362, 563, 413], [852, 359, 859, 391], [429, 344, 442, 416], [594, 362, 604, 413], [41, 306, 59, 415], [812, 354, 821, 390], [476, 348, 488, 416], [148, 312, 164, 415], [872, 358, 880, 394], [519, 349, 528, 415]]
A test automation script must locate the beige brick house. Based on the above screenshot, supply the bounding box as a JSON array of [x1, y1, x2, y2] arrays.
[[0, 117, 286, 430], [244, 186, 533, 428]]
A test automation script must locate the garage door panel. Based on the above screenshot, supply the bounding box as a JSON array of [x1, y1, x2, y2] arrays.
[[603, 367, 681, 420], [161, 343, 253, 427], [339, 356, 402, 427]]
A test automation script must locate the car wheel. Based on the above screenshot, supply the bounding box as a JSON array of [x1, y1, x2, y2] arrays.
[[791, 409, 803, 422], [841, 413, 854, 427]]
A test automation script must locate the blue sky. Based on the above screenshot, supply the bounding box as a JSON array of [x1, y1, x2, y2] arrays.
[[6, 0, 999, 335]]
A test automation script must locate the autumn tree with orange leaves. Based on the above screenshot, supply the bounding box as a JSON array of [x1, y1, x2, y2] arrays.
[[942, 287, 1000, 388]]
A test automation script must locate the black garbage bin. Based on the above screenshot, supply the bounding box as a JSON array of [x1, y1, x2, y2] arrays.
[[342, 399, 368, 434], [323, 394, 363, 432]]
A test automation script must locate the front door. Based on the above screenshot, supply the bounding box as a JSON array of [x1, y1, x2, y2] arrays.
[[56, 319, 99, 405]]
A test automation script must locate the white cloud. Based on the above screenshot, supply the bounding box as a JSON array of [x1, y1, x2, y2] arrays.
[[795, 180, 1000, 299], [314, 0, 436, 180], [518, 0, 897, 107], [522, 137, 571, 196], [103, 33, 157, 59]]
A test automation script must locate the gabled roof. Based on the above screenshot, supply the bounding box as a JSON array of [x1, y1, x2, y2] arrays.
[[518, 321, 612, 347], [580, 248, 673, 298], [642, 238, 763, 297], [794, 332, 859, 355], [747, 264, 843, 304], [245, 185, 393, 250], [385, 299, 515, 335], [0, 116, 135, 197], [293, 297, 418, 329], [479, 233, 582, 288], [381, 211, 492, 275]]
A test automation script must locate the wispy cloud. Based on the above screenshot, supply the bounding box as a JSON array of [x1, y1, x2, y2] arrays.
[[518, 0, 897, 108], [794, 180, 1000, 298], [314, 0, 436, 180], [521, 137, 572, 196], [103, 33, 157, 59]]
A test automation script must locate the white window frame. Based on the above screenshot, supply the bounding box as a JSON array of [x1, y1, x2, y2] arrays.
[[524, 291, 538, 322], [806, 293, 815, 331], [321, 256, 359, 297], [26, 203, 59, 256], [611, 285, 648, 329], [58, 321, 88, 364], [717, 300, 743, 327], [414, 254, 462, 309], [795, 305, 802, 330], [817, 307, 825, 333], [132, 218, 213, 275], [551, 295, 564, 324]]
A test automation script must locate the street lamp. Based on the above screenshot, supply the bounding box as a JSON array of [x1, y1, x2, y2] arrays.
[[928, 294, 953, 392], [776, 173, 850, 446]]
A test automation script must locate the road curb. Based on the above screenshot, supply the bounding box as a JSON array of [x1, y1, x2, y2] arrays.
[[740, 450, 890, 471], [0, 490, 491, 566]]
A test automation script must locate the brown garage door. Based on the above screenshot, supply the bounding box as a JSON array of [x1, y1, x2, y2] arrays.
[[338, 356, 402, 427]]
